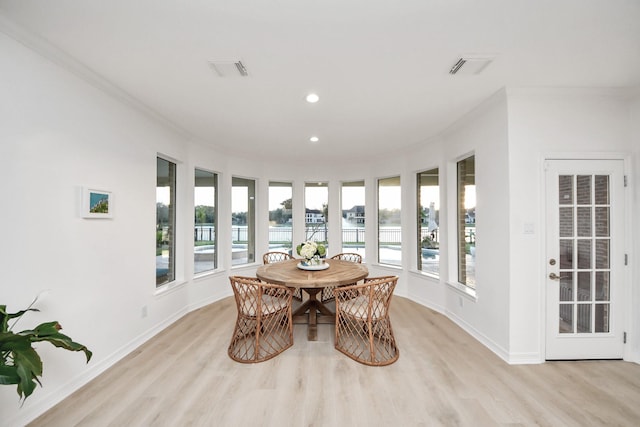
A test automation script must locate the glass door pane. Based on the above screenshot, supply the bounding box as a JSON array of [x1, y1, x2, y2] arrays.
[[557, 174, 611, 334]]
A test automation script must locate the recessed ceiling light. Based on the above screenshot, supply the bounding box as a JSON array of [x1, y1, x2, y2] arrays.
[[309, 136, 319, 142], [306, 93, 319, 103]]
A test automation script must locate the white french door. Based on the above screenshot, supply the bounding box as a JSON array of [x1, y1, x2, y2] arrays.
[[545, 159, 625, 359]]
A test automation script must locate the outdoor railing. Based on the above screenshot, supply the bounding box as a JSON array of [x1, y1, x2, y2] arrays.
[[191, 224, 482, 247], [194, 226, 375, 244], [194, 225, 216, 242], [193, 225, 463, 245]]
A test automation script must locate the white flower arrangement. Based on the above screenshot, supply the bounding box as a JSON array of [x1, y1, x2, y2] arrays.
[[296, 240, 326, 261]]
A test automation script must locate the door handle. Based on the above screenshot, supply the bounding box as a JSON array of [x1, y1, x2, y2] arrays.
[[548, 272, 567, 281]]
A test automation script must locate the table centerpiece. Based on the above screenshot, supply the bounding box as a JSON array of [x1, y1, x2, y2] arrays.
[[296, 240, 327, 269]]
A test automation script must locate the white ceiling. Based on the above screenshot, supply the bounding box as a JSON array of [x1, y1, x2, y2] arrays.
[[2, 1, 639, 162]]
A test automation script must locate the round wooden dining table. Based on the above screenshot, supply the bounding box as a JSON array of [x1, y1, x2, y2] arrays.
[[256, 258, 368, 341]]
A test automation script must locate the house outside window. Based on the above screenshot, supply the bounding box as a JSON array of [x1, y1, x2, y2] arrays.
[[305, 209, 325, 223], [156, 157, 176, 286], [194, 169, 217, 274]]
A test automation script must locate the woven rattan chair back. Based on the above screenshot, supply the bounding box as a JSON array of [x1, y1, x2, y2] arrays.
[[320, 253, 363, 303], [334, 276, 399, 366], [331, 253, 363, 263], [262, 251, 302, 301], [262, 251, 292, 264], [228, 276, 294, 363]]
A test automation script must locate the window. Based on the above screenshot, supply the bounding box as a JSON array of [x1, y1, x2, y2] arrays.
[[269, 181, 293, 251], [232, 177, 256, 265], [156, 157, 176, 286], [457, 155, 476, 288], [417, 168, 439, 275], [378, 176, 401, 266], [341, 181, 365, 259], [305, 182, 328, 249], [194, 169, 217, 274]]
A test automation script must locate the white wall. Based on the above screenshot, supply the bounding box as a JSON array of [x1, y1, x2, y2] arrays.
[[629, 90, 640, 363], [398, 87, 638, 365], [440, 90, 512, 360], [506, 88, 635, 363], [0, 31, 197, 426]]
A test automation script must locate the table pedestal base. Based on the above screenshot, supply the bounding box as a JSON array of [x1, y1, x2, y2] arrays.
[[292, 288, 335, 341]]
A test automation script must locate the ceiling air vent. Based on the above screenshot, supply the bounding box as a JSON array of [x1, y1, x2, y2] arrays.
[[449, 56, 493, 75], [208, 60, 249, 77]]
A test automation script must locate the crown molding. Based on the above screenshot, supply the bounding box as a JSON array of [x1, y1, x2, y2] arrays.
[[0, 12, 193, 140]]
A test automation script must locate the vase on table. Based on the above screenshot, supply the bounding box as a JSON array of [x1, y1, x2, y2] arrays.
[[302, 255, 323, 266]]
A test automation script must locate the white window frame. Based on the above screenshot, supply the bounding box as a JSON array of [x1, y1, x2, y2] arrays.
[[377, 176, 402, 267], [417, 168, 440, 277], [194, 168, 218, 276]]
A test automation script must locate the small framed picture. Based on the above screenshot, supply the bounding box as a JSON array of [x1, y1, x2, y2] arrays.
[[82, 188, 113, 218]]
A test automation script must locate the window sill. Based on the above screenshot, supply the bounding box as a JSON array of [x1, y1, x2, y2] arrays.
[[154, 279, 187, 297], [445, 281, 478, 302], [193, 269, 225, 281], [409, 269, 440, 281], [231, 262, 260, 270], [372, 263, 403, 271]]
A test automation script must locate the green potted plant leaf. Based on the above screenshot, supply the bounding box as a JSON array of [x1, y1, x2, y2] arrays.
[[0, 298, 92, 402]]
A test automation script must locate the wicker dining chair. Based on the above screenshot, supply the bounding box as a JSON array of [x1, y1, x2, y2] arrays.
[[262, 251, 302, 301], [320, 253, 363, 303], [228, 276, 294, 363], [262, 251, 292, 264], [334, 276, 399, 366]]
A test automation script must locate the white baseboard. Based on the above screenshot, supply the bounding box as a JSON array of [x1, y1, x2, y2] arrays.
[[444, 308, 511, 363], [444, 310, 544, 364], [507, 352, 544, 364], [187, 288, 231, 312], [404, 292, 445, 316], [402, 293, 542, 364], [7, 306, 189, 427], [8, 287, 237, 426]]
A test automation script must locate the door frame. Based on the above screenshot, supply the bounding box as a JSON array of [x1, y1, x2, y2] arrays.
[[540, 152, 633, 361]]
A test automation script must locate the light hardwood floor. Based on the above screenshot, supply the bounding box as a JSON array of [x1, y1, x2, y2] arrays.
[[30, 296, 640, 427]]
